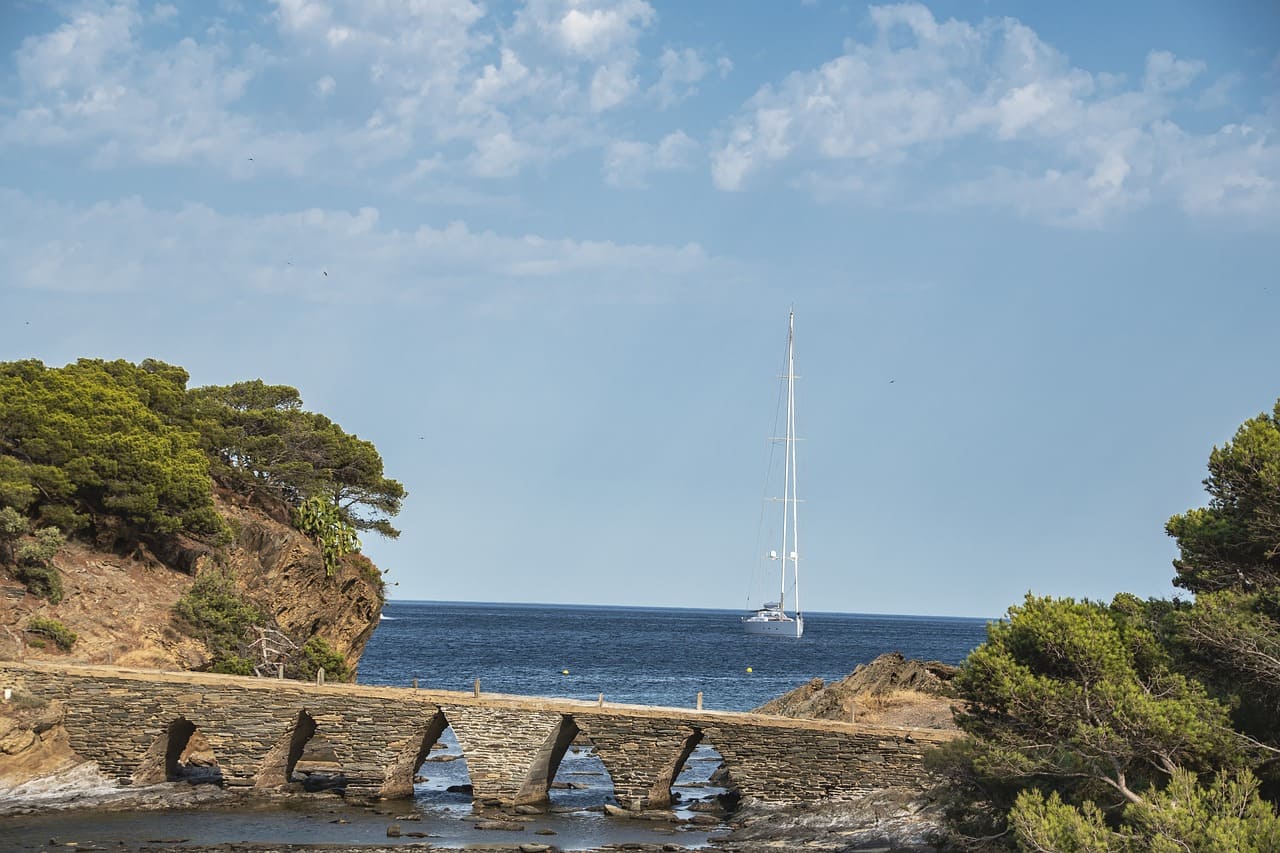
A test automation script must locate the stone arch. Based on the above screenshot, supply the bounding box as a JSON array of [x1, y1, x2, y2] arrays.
[[380, 708, 458, 799], [132, 717, 222, 786], [671, 730, 735, 808], [512, 713, 581, 804], [547, 728, 617, 811], [254, 709, 318, 788]]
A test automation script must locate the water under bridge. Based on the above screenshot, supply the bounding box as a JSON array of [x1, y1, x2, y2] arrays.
[[1, 661, 952, 809]]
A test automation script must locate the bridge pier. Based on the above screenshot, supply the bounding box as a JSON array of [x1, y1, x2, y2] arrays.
[[576, 715, 703, 810], [378, 709, 451, 799], [443, 705, 578, 805]]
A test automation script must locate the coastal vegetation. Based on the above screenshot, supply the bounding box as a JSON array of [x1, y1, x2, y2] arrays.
[[25, 616, 76, 651], [939, 398, 1280, 850], [0, 357, 403, 675]]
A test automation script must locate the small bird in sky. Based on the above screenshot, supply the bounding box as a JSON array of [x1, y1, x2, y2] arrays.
[[247, 157, 253, 161], [323, 270, 328, 276]]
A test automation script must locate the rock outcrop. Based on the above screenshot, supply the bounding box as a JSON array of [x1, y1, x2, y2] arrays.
[[754, 652, 959, 730], [0, 488, 383, 675]]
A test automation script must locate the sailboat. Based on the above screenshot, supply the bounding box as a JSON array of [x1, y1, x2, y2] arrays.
[[744, 310, 804, 638]]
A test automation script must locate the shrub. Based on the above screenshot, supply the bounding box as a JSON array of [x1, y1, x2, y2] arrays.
[[15, 526, 65, 603], [210, 655, 255, 676], [26, 616, 77, 651], [295, 636, 351, 682], [293, 496, 359, 577], [0, 506, 25, 563], [175, 568, 263, 670]]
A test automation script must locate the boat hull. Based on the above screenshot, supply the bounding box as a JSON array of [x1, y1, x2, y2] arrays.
[[743, 615, 804, 638]]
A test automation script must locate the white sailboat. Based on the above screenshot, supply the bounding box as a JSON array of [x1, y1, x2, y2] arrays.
[[744, 310, 804, 638]]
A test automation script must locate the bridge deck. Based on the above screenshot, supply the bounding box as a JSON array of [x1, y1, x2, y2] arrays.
[[2, 660, 954, 809]]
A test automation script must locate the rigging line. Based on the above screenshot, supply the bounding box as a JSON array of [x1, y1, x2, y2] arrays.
[[747, 319, 794, 609]]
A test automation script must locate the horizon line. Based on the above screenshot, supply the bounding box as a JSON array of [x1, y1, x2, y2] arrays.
[[384, 598, 998, 622]]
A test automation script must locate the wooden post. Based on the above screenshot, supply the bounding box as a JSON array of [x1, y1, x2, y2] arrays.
[[277, 664, 284, 679], [473, 678, 480, 697], [317, 667, 325, 685], [412, 678, 418, 690], [696, 691, 703, 711], [597, 693, 604, 707]]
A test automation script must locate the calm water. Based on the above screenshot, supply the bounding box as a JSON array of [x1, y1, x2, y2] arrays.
[[360, 600, 991, 709], [1, 602, 991, 850]]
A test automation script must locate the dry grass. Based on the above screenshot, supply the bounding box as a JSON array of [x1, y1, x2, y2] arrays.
[[848, 690, 958, 730]]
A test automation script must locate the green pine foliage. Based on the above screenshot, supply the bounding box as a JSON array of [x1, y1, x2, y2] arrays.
[[190, 380, 406, 538], [0, 359, 225, 539], [1166, 399, 1280, 594], [939, 397, 1280, 849], [1012, 769, 1280, 852], [0, 358, 403, 593], [951, 595, 1242, 819]]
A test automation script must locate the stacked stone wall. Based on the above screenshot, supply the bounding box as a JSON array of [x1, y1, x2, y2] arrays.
[[0, 661, 953, 808]]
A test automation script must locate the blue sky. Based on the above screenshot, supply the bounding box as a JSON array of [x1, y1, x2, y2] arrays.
[[1, 1, 1277, 618]]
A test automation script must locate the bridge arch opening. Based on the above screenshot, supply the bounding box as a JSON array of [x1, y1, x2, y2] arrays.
[[132, 718, 223, 786], [406, 711, 475, 809], [671, 735, 736, 815], [255, 709, 346, 791], [548, 728, 617, 812]]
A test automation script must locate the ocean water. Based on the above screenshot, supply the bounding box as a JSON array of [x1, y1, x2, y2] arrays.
[[1, 603, 991, 850], [359, 601, 992, 709]]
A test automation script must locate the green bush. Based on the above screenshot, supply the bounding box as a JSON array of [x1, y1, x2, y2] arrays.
[[175, 569, 264, 670], [26, 616, 77, 651], [15, 527, 65, 603], [210, 655, 255, 676], [295, 636, 351, 682], [0, 505, 25, 563], [293, 496, 359, 577]]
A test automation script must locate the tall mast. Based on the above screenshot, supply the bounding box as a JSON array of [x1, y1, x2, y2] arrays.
[[778, 311, 797, 613], [789, 311, 800, 621]]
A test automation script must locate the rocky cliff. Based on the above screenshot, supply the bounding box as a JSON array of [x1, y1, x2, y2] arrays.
[[0, 486, 384, 676]]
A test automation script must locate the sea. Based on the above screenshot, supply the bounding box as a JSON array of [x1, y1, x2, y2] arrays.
[[1, 602, 991, 851]]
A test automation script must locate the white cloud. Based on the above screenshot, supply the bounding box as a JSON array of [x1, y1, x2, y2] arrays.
[[649, 47, 721, 108], [711, 2, 1280, 226], [15, 1, 138, 91], [0, 190, 729, 304], [604, 129, 697, 187], [513, 0, 656, 60], [1, 0, 724, 189], [590, 62, 636, 112], [3, 1, 318, 174]]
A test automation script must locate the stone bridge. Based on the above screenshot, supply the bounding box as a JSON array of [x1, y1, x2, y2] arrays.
[[1, 661, 954, 809]]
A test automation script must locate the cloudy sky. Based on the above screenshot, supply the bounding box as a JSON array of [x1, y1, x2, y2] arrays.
[[2, 0, 1277, 618]]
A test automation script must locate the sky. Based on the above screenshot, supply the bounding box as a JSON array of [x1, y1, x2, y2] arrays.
[[1, 0, 1277, 619]]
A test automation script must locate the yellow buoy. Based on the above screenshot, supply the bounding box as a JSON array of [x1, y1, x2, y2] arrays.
[[561, 669, 569, 675], [746, 667, 753, 673]]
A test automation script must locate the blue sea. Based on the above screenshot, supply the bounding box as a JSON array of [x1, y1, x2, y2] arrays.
[[1, 603, 991, 850], [360, 601, 991, 709]]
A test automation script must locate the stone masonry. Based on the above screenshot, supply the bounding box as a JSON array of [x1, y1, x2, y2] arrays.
[[0, 661, 954, 808]]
